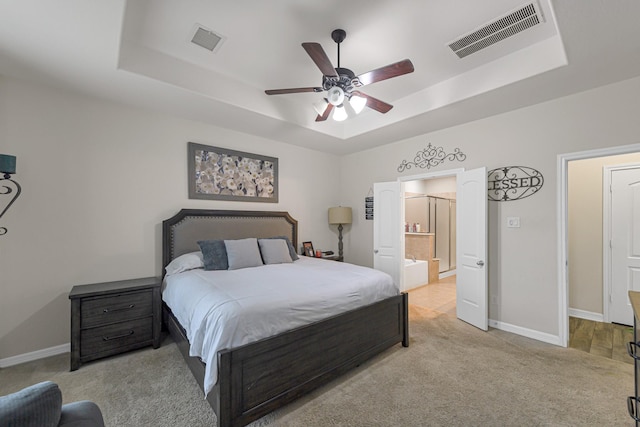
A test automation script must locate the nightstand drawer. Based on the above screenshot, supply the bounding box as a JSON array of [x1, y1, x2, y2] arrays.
[[81, 290, 153, 328], [80, 316, 153, 358]]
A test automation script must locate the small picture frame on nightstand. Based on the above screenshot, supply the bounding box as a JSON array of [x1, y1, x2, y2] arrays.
[[302, 241, 314, 257]]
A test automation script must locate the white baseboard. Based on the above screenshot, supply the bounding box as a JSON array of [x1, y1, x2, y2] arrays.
[[568, 308, 603, 322], [489, 319, 563, 347], [0, 343, 70, 368]]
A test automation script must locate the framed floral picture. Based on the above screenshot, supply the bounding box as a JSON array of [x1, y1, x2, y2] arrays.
[[188, 142, 278, 202]]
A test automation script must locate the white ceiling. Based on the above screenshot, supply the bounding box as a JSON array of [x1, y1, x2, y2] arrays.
[[1, 0, 640, 155]]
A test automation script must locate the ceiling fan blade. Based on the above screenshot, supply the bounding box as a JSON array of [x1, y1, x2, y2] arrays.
[[315, 103, 334, 122], [356, 59, 414, 87], [302, 42, 338, 77], [352, 91, 393, 113], [265, 87, 323, 95]]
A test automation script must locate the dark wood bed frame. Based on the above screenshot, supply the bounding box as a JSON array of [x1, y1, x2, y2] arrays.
[[162, 209, 408, 427]]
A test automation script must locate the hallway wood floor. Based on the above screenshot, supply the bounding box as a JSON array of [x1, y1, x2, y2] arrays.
[[569, 317, 633, 364], [408, 276, 634, 365]]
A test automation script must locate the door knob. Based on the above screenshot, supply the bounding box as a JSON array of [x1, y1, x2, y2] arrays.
[[477, 260, 485, 267], [374, 249, 379, 254]]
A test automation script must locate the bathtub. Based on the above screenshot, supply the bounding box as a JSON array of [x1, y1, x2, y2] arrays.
[[404, 259, 429, 291]]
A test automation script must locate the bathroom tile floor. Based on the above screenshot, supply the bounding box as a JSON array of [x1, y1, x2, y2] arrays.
[[408, 275, 456, 316]]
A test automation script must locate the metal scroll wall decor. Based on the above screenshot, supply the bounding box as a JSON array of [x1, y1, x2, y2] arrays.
[[397, 143, 466, 172], [0, 154, 22, 235], [487, 166, 544, 202]]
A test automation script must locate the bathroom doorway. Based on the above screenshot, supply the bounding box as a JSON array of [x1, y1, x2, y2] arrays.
[[404, 175, 457, 314], [374, 166, 487, 328]]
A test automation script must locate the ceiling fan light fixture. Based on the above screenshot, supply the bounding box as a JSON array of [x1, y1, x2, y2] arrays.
[[349, 95, 367, 114], [327, 86, 345, 106], [264, 29, 413, 122], [333, 105, 348, 121], [313, 99, 329, 116]]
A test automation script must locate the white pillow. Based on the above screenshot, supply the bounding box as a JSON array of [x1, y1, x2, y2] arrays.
[[165, 251, 204, 276], [258, 238, 293, 265], [224, 238, 264, 270]]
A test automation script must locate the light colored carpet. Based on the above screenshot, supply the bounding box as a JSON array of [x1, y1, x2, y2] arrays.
[[0, 305, 634, 426]]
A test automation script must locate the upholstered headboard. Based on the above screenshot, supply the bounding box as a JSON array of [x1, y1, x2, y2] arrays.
[[162, 209, 298, 271]]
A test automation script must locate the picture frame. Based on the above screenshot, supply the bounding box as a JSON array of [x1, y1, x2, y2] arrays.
[[302, 241, 315, 257], [188, 142, 278, 203]]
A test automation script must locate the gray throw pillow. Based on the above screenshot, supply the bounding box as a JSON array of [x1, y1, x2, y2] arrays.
[[258, 238, 293, 265], [197, 240, 228, 270], [224, 238, 264, 270], [0, 381, 62, 427], [262, 236, 299, 261]]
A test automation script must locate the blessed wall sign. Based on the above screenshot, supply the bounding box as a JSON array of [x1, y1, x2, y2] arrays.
[[487, 166, 544, 202]]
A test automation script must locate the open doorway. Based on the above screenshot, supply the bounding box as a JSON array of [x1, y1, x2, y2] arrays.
[[374, 167, 487, 330], [559, 143, 640, 348], [403, 175, 457, 315], [566, 152, 640, 360]]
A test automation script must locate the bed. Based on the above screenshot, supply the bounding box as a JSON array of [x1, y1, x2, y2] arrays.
[[162, 209, 408, 427]]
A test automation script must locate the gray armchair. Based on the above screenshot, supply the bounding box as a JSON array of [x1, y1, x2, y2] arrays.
[[0, 381, 104, 427]]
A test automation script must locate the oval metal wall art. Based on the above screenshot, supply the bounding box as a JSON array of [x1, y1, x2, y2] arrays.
[[487, 166, 544, 202]]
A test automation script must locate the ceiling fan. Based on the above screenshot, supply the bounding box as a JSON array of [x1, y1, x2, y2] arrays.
[[265, 29, 415, 122]]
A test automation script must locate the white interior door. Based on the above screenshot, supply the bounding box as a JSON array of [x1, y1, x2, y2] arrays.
[[609, 167, 640, 325], [373, 181, 403, 290], [456, 168, 488, 330]]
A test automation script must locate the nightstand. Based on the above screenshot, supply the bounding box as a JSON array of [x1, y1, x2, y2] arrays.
[[322, 255, 344, 262], [69, 277, 161, 371]]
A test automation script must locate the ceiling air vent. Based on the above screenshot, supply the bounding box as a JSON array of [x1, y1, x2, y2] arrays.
[[448, 2, 544, 59], [191, 25, 223, 52]]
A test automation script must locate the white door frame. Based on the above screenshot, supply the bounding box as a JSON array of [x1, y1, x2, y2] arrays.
[[558, 143, 640, 346], [603, 163, 640, 323]]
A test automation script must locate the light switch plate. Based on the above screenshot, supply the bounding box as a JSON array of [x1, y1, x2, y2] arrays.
[[507, 217, 520, 228]]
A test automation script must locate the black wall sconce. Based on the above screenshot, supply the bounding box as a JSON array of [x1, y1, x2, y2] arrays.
[[0, 154, 22, 235]]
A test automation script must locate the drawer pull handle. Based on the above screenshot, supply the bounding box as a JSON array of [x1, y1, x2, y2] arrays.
[[628, 396, 640, 421], [628, 341, 640, 359], [103, 330, 134, 341], [103, 304, 135, 313]]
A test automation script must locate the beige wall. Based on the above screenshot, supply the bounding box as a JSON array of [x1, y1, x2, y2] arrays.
[[0, 75, 341, 360], [568, 153, 640, 315], [339, 75, 640, 339], [5, 72, 640, 359]]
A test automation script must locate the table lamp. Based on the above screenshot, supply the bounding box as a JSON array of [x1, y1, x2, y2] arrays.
[[328, 206, 352, 260]]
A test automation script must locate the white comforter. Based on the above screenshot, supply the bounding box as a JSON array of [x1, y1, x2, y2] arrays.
[[162, 256, 398, 397]]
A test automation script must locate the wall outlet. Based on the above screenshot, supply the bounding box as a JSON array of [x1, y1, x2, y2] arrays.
[[491, 296, 498, 305], [507, 217, 520, 228]]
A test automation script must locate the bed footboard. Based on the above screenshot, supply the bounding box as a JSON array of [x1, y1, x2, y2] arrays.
[[217, 292, 408, 427], [165, 293, 408, 427]]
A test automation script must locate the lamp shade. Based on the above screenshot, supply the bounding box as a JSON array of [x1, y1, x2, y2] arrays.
[[0, 154, 16, 175], [350, 95, 367, 114], [328, 206, 352, 225], [313, 98, 329, 116], [332, 105, 347, 121]]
